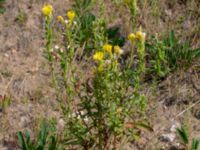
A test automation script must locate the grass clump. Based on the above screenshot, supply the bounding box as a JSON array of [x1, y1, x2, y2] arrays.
[[18, 120, 62, 150], [176, 125, 200, 150], [146, 31, 200, 79]]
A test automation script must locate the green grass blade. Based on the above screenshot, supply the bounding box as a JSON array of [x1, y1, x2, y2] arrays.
[[17, 131, 27, 150], [176, 126, 189, 144], [48, 136, 57, 150], [191, 139, 200, 150], [36, 120, 48, 150]]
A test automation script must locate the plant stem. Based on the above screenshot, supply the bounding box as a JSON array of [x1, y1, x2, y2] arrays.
[[97, 102, 103, 150]]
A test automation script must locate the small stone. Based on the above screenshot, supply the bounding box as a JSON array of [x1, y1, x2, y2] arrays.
[[20, 116, 29, 128], [57, 118, 65, 132], [165, 9, 172, 17], [4, 53, 9, 57], [183, 20, 191, 29], [170, 122, 181, 132], [160, 133, 176, 142]]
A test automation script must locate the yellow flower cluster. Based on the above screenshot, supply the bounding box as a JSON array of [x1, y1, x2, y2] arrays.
[[93, 44, 123, 72], [128, 27, 146, 42], [103, 44, 112, 54], [56, 11, 75, 25], [67, 10, 75, 21], [93, 44, 123, 62], [93, 51, 104, 61], [42, 4, 53, 17]]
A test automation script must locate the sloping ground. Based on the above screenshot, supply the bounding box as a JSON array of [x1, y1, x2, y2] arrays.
[[145, 64, 200, 149], [0, 0, 199, 149]]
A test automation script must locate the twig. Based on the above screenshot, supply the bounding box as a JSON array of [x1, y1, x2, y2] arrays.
[[175, 99, 200, 119]]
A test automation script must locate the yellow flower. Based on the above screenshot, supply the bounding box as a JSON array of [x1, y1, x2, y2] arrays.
[[128, 33, 136, 41], [114, 46, 123, 55], [103, 44, 112, 54], [135, 27, 146, 41], [135, 31, 146, 41], [57, 16, 64, 23], [42, 4, 53, 16], [67, 10, 75, 21], [93, 52, 104, 61]]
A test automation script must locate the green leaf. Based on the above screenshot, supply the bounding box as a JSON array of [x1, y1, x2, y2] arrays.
[[176, 126, 189, 144], [169, 30, 175, 47], [191, 48, 200, 58], [136, 121, 154, 132], [36, 120, 48, 150], [191, 139, 200, 150], [48, 136, 57, 150], [17, 131, 27, 150], [24, 130, 34, 149], [0, 8, 6, 14]]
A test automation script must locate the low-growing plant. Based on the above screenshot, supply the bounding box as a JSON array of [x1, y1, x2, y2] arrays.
[[0, 0, 6, 14], [15, 11, 27, 24], [0, 95, 11, 113], [164, 31, 200, 68], [146, 31, 200, 79], [146, 36, 170, 78], [176, 125, 200, 150], [17, 120, 62, 150]]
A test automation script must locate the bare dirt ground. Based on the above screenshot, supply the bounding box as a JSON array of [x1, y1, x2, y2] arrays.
[[0, 0, 200, 149]]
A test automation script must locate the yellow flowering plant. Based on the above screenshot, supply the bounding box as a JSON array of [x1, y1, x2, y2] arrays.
[[42, 4, 58, 90], [67, 10, 75, 21], [114, 45, 123, 55], [93, 51, 104, 61], [127, 27, 146, 88], [40, 2, 149, 150], [70, 41, 147, 149], [103, 44, 112, 54], [42, 4, 53, 17]]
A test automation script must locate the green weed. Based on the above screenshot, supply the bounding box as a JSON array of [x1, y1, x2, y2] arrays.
[[0, 95, 11, 113], [40, 3, 152, 149], [146, 31, 200, 78], [0, 0, 6, 14], [17, 120, 62, 150], [176, 125, 200, 150], [164, 31, 200, 68], [15, 11, 27, 24]]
